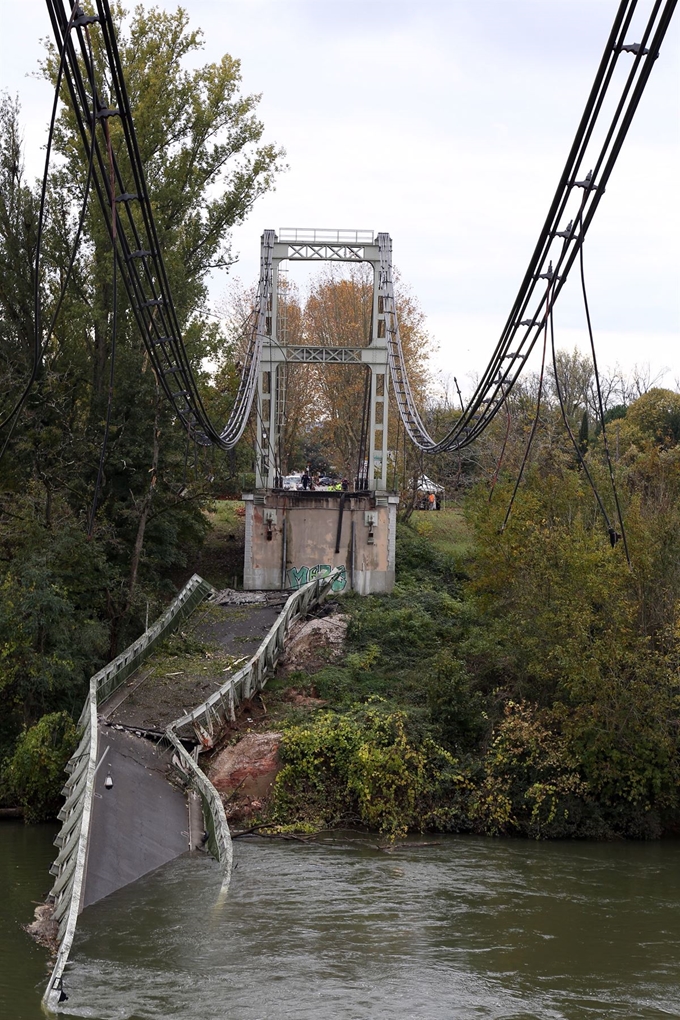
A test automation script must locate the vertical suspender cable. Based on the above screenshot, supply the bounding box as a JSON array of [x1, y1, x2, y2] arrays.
[[87, 112, 118, 536], [579, 240, 631, 564], [0, 2, 81, 456], [501, 289, 551, 532]]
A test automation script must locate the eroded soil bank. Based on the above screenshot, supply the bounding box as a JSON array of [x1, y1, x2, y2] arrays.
[[205, 612, 348, 826]]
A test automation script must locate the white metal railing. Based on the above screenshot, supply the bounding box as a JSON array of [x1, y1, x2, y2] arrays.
[[162, 567, 341, 890], [43, 574, 215, 1014], [168, 567, 341, 734], [278, 228, 374, 245], [165, 731, 232, 867], [43, 568, 339, 1012], [95, 575, 214, 703]]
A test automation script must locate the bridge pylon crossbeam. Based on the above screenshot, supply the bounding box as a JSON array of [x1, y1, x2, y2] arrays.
[[255, 229, 390, 491]]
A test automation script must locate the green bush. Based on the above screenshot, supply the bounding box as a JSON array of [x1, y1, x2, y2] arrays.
[[272, 701, 470, 838], [3, 711, 79, 822], [274, 439, 680, 840], [395, 521, 463, 591], [426, 652, 488, 753], [470, 700, 588, 838], [308, 585, 474, 712]]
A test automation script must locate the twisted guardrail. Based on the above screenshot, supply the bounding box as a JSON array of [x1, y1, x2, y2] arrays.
[[43, 567, 340, 1011], [43, 574, 214, 1013], [168, 567, 341, 736], [163, 566, 342, 870]]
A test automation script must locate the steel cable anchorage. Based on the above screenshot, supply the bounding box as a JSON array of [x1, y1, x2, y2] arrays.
[[381, 0, 676, 455], [43, 0, 273, 452]]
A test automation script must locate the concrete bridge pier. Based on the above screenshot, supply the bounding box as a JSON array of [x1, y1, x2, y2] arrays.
[[243, 489, 399, 594]]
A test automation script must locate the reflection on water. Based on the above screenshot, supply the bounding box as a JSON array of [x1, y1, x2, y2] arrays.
[[58, 835, 680, 1020], [0, 820, 59, 1020]]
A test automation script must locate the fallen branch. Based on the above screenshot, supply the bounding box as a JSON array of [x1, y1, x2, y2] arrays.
[[376, 841, 442, 852], [231, 823, 325, 843], [231, 822, 277, 838]]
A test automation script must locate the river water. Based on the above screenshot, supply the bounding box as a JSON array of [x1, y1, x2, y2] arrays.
[[3, 826, 680, 1020]]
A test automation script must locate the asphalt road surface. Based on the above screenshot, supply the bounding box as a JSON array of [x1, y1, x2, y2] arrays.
[[83, 726, 189, 908]]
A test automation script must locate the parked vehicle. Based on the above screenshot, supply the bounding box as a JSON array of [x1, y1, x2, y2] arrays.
[[282, 473, 302, 490]]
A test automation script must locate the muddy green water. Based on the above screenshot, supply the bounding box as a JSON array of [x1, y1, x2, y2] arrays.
[[1, 820, 59, 1020], [3, 827, 680, 1020]]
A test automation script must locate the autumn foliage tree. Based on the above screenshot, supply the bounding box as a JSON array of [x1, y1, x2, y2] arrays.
[[302, 265, 430, 478]]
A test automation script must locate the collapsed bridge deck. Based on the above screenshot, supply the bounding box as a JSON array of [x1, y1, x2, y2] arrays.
[[44, 571, 340, 1012]]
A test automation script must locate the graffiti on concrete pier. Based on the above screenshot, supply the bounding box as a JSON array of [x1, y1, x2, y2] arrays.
[[288, 564, 347, 592]]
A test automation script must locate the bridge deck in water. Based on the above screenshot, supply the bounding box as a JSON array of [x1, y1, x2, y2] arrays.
[[86, 598, 284, 908]]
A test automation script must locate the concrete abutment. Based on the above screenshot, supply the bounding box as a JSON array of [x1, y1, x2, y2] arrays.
[[243, 489, 399, 594]]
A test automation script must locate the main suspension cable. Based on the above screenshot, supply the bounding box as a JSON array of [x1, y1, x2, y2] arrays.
[[384, 0, 676, 456], [38, 0, 272, 456], [15, 0, 676, 481], [87, 108, 118, 537], [43, 21, 97, 368]]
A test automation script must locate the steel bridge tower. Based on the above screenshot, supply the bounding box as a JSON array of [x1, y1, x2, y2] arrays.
[[255, 229, 389, 490], [245, 229, 398, 594]]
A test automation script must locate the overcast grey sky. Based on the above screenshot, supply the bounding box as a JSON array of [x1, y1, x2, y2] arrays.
[[1, 0, 678, 392]]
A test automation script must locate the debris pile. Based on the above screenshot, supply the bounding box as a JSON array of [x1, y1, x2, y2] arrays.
[[210, 588, 289, 606], [25, 903, 59, 954], [278, 613, 349, 675]]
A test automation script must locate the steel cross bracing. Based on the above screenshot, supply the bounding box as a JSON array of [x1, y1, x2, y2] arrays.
[[284, 244, 368, 262], [286, 347, 364, 364], [44, 0, 271, 450], [382, 0, 677, 454], [255, 234, 390, 489]]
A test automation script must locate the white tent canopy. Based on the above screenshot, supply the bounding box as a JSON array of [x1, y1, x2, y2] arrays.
[[415, 474, 444, 494]]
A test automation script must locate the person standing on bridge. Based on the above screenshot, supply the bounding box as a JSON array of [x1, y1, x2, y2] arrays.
[[301, 470, 311, 490]]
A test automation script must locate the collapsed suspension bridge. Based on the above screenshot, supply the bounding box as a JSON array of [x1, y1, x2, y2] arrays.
[[0, 0, 674, 1011]]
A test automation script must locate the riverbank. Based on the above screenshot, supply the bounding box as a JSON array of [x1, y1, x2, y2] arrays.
[[205, 502, 680, 841]]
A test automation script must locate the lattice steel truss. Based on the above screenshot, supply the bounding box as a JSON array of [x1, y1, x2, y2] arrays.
[[255, 233, 390, 489]]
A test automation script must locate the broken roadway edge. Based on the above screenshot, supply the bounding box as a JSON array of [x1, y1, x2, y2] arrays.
[[81, 599, 285, 909]]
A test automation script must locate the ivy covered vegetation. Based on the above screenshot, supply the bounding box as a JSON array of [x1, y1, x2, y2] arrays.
[[270, 414, 680, 839]]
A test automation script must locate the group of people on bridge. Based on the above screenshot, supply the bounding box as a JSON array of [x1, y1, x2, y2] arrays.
[[300, 470, 350, 492]]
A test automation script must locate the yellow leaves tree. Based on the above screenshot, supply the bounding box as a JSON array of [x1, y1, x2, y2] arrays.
[[302, 264, 432, 478], [219, 263, 433, 479]]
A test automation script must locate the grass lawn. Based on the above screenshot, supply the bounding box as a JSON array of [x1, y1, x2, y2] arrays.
[[410, 505, 474, 561]]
